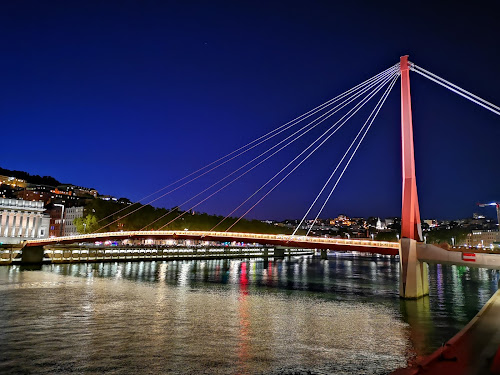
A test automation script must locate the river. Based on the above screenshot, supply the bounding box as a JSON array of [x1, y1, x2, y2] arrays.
[[0, 254, 498, 374]]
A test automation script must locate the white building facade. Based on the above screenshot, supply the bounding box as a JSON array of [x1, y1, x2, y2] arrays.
[[63, 206, 84, 236], [0, 198, 50, 244]]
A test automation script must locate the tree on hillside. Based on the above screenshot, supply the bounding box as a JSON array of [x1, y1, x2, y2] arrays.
[[74, 214, 99, 234]]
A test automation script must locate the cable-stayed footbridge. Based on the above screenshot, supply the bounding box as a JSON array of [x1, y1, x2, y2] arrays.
[[21, 56, 500, 300]]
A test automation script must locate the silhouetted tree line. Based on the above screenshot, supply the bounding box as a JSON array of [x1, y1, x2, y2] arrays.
[[81, 198, 291, 235], [0, 166, 61, 187], [375, 227, 470, 245]]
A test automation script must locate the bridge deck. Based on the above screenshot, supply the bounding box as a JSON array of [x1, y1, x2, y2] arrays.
[[25, 230, 400, 256]]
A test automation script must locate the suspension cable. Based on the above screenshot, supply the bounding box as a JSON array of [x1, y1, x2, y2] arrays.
[[410, 62, 500, 116], [303, 74, 399, 236], [97, 64, 399, 223], [293, 74, 399, 236], [141, 69, 396, 230], [158, 72, 399, 231], [95, 67, 398, 232], [103, 68, 396, 233], [223, 71, 400, 232]]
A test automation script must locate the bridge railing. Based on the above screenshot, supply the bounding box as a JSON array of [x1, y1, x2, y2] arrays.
[[25, 230, 399, 249]]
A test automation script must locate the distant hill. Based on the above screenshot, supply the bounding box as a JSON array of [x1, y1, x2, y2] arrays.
[[0, 167, 61, 187]]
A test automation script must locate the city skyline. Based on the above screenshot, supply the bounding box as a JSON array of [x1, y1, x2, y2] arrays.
[[1, 1, 499, 221], [2, 164, 499, 223]]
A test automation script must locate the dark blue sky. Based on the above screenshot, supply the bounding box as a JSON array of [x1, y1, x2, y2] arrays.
[[1, 1, 499, 221]]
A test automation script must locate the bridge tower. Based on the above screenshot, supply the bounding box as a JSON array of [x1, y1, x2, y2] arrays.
[[399, 55, 429, 299]]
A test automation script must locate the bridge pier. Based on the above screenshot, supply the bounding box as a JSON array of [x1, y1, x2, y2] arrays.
[[320, 249, 328, 260], [274, 247, 286, 258], [399, 238, 429, 299], [21, 245, 45, 264]]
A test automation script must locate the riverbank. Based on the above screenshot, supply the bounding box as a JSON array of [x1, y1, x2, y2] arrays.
[[393, 286, 500, 375]]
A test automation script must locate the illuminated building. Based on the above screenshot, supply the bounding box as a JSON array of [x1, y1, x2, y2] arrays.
[[385, 218, 394, 227], [0, 175, 27, 189], [57, 184, 98, 198], [376, 218, 386, 230], [16, 184, 88, 206], [0, 198, 50, 244], [423, 219, 437, 228], [466, 230, 500, 248], [47, 205, 84, 237], [63, 206, 84, 236]]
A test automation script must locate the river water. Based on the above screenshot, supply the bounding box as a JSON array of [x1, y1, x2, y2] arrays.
[[0, 254, 499, 374]]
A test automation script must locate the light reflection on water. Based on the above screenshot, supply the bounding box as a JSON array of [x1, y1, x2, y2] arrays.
[[0, 255, 498, 374]]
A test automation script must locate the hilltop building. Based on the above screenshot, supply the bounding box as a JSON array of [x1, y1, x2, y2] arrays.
[[16, 184, 91, 207], [0, 175, 27, 189]]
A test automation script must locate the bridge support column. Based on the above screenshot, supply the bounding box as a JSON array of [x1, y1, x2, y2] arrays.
[[320, 249, 328, 260], [21, 245, 45, 264], [274, 247, 285, 258], [399, 238, 429, 299], [399, 55, 428, 299]]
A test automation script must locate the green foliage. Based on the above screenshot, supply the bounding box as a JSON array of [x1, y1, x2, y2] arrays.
[[375, 231, 398, 242], [424, 227, 469, 245], [74, 214, 99, 234], [375, 228, 470, 245], [84, 199, 291, 235]]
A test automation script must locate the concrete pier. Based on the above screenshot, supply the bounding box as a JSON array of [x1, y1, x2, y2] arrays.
[[399, 238, 429, 299], [20, 245, 45, 264]]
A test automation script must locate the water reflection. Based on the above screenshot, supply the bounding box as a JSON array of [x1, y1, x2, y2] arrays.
[[46, 256, 403, 298], [0, 255, 498, 375], [238, 261, 250, 375]]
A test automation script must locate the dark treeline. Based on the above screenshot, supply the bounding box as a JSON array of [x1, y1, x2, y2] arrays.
[[375, 227, 470, 245], [0, 166, 61, 187], [425, 227, 469, 245], [84, 199, 292, 234]]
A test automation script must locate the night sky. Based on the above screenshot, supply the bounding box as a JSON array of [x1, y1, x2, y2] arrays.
[[1, 1, 499, 221]]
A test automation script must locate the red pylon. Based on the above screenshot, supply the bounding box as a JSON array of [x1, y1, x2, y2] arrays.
[[400, 55, 423, 242]]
